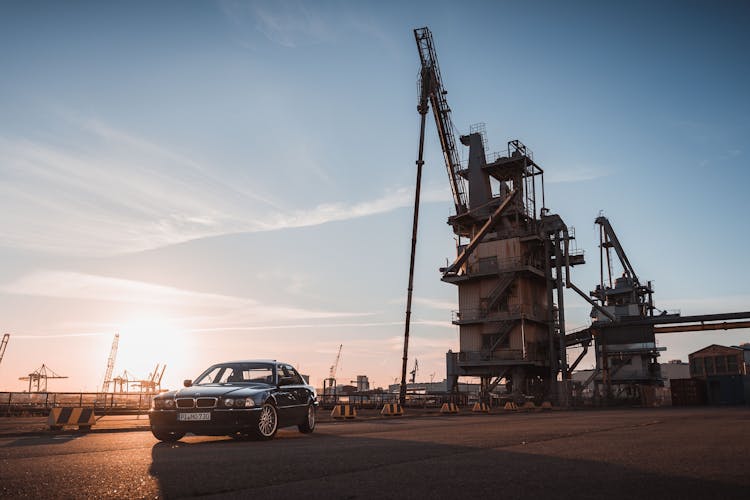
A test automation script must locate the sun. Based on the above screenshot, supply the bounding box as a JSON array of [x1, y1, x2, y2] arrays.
[[114, 315, 193, 390]]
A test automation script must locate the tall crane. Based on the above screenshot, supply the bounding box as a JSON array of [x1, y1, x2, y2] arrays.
[[591, 216, 654, 317], [101, 333, 119, 393], [401, 26, 467, 405], [19, 364, 68, 392], [323, 344, 343, 403], [409, 359, 419, 384], [0, 334, 9, 367], [414, 26, 469, 215], [329, 344, 342, 381]]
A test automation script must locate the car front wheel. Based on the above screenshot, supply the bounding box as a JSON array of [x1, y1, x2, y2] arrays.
[[298, 404, 316, 434], [253, 403, 278, 440], [151, 427, 185, 442]]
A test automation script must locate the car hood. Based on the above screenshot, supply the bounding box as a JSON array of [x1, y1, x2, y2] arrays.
[[171, 384, 271, 399]]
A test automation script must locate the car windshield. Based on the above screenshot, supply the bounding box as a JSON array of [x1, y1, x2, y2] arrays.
[[193, 363, 275, 386]]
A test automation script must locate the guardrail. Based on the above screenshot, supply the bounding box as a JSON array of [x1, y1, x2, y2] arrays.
[[320, 393, 469, 410], [0, 391, 157, 416]]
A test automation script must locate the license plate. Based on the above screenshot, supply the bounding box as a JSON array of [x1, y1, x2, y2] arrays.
[[178, 412, 211, 421]]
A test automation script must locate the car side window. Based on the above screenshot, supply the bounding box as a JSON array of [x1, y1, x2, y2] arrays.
[[216, 368, 235, 384], [284, 365, 303, 385]]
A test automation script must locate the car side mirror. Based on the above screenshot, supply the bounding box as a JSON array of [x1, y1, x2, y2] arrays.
[[183, 379, 193, 387], [278, 376, 295, 386]]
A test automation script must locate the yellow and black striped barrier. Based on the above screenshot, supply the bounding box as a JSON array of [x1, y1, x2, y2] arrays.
[[521, 401, 537, 411], [48, 407, 96, 431], [471, 402, 490, 413], [330, 404, 357, 419], [440, 402, 459, 414], [381, 403, 404, 416], [503, 401, 518, 411]]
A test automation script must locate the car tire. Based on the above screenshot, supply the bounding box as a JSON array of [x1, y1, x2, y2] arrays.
[[253, 402, 278, 440], [151, 427, 186, 442], [298, 403, 316, 434]]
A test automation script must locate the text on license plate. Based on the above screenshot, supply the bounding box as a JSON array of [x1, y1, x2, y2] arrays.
[[178, 412, 211, 421]]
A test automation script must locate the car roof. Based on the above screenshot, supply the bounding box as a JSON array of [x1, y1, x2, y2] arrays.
[[217, 359, 280, 365]]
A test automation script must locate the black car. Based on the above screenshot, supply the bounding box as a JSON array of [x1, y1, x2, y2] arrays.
[[149, 360, 317, 442]]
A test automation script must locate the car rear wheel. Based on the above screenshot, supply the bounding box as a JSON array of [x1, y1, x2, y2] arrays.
[[151, 427, 185, 442], [298, 404, 316, 434], [253, 403, 278, 440]]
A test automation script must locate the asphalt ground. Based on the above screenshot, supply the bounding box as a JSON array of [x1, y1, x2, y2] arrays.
[[0, 407, 433, 436], [0, 407, 747, 499]]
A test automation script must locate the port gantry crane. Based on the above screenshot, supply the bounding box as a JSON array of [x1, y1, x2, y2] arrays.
[[400, 27, 470, 405], [19, 364, 68, 392]]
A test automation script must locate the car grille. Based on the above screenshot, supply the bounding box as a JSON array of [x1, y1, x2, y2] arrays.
[[196, 398, 217, 408], [176, 397, 217, 409]]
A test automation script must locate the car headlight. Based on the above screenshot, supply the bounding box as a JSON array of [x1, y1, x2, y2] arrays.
[[242, 398, 255, 408], [224, 398, 234, 407], [153, 398, 175, 410]]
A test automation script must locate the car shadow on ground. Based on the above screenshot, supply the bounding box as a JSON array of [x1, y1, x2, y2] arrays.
[[148, 431, 748, 499]]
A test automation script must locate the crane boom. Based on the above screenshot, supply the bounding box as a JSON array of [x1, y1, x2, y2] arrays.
[[329, 344, 342, 380], [596, 216, 640, 286], [414, 27, 469, 214], [0, 334, 9, 366], [101, 333, 119, 393]]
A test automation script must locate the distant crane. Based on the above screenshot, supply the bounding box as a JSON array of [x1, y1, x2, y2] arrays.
[[134, 364, 167, 393], [329, 344, 343, 381], [19, 364, 68, 392], [409, 359, 419, 384], [323, 344, 343, 401], [101, 333, 119, 393], [112, 370, 136, 393], [0, 333, 9, 367]]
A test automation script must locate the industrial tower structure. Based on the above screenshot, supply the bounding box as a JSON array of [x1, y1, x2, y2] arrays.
[[413, 27, 583, 403], [564, 216, 750, 404], [406, 26, 750, 406]]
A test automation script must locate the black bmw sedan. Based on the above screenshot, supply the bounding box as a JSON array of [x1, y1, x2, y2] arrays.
[[149, 360, 317, 442]]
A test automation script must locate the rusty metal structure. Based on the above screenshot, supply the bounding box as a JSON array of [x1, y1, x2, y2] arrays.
[[410, 27, 583, 404], [411, 26, 750, 406], [564, 216, 750, 404], [403, 26, 750, 406]]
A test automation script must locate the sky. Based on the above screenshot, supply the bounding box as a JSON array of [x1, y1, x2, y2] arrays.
[[0, 0, 748, 392]]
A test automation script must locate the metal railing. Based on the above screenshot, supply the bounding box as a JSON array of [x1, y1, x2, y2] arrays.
[[0, 391, 157, 416], [452, 303, 547, 323]]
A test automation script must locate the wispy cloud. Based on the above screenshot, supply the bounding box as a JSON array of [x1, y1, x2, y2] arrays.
[[219, 0, 335, 48], [0, 118, 447, 256], [388, 296, 457, 313], [218, 0, 393, 50], [260, 185, 449, 232], [0, 270, 370, 324], [545, 165, 612, 184]]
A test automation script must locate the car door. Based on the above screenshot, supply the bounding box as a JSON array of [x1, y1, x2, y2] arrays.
[[273, 364, 297, 426], [275, 364, 307, 424]]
